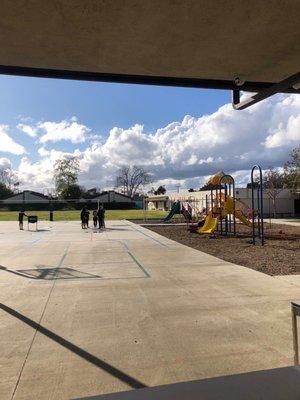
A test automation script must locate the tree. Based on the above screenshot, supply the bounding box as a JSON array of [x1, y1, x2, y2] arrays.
[[199, 183, 223, 191], [0, 182, 13, 199], [60, 184, 83, 200], [115, 165, 151, 197], [246, 182, 259, 189], [188, 188, 195, 192], [0, 166, 15, 199], [154, 185, 166, 195], [263, 168, 285, 218], [283, 146, 300, 194], [53, 157, 80, 197], [0, 165, 16, 189]]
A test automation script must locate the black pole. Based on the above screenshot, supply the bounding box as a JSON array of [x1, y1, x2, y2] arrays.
[[228, 182, 231, 234], [233, 180, 236, 235], [257, 181, 261, 238], [259, 168, 264, 245], [251, 165, 264, 245], [49, 200, 53, 221], [224, 184, 228, 235], [220, 183, 223, 236], [251, 167, 256, 245]]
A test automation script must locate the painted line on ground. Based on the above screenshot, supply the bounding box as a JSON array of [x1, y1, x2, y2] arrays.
[[10, 243, 70, 400], [127, 251, 150, 278], [131, 225, 169, 248]]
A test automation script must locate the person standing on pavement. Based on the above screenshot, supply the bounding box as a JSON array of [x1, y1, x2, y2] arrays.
[[85, 207, 90, 228], [97, 204, 105, 229], [92, 209, 98, 228], [18, 210, 27, 230], [80, 206, 88, 229]]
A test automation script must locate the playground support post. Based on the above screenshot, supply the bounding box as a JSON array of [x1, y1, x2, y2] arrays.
[[251, 165, 264, 245], [220, 174, 236, 236]]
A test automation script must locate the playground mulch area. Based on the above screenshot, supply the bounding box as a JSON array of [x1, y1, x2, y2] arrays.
[[144, 223, 300, 276]]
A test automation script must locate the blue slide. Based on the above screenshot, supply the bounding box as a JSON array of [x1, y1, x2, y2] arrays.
[[163, 201, 181, 222]]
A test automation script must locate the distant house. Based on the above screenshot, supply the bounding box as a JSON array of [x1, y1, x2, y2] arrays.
[[146, 195, 169, 211], [84, 188, 101, 199], [80, 190, 135, 205], [1, 190, 49, 204]]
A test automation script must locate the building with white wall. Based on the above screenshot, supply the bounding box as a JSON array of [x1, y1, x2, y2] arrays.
[[147, 188, 300, 217]]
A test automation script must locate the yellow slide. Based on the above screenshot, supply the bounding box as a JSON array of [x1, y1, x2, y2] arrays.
[[235, 209, 252, 226], [198, 213, 218, 234], [223, 195, 252, 226]]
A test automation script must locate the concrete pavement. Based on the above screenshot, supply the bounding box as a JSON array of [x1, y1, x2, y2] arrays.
[[268, 218, 300, 227], [0, 220, 299, 400]]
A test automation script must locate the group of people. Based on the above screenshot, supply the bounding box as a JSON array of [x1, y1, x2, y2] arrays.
[[80, 205, 105, 229]]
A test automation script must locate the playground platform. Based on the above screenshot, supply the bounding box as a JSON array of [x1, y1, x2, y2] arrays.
[[0, 220, 299, 399]]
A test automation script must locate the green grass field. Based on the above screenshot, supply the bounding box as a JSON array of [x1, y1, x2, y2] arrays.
[[0, 209, 169, 221]]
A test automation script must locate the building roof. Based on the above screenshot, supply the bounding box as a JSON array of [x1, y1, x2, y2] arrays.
[[81, 190, 133, 201], [2, 190, 49, 201], [147, 196, 169, 202], [0, 1, 299, 95]]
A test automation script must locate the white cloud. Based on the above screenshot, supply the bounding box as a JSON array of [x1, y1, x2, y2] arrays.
[[0, 157, 12, 169], [11, 94, 300, 191], [37, 147, 50, 157], [38, 117, 90, 144], [0, 125, 26, 155], [17, 123, 37, 137], [263, 94, 300, 148]]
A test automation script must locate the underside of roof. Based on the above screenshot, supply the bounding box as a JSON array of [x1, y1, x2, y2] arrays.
[[0, 0, 299, 94]]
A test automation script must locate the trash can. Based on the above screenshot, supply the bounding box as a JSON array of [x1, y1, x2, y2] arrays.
[[28, 215, 38, 231]]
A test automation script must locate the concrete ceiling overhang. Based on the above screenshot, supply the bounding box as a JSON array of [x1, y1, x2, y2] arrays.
[[0, 0, 299, 93]]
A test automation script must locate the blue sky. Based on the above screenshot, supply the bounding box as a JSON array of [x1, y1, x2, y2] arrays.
[[0, 75, 230, 163], [0, 74, 299, 192]]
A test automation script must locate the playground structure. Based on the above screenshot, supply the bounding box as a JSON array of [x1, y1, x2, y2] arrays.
[[198, 169, 265, 245], [163, 167, 265, 245], [197, 172, 248, 235], [163, 200, 193, 223]]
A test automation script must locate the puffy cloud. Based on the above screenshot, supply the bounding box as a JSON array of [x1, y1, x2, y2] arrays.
[[11, 94, 300, 191], [0, 125, 26, 155], [0, 157, 12, 169], [263, 95, 300, 148], [17, 123, 37, 137], [37, 147, 50, 157], [17, 148, 79, 189], [38, 117, 90, 143]]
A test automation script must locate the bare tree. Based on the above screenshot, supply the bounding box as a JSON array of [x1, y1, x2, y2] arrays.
[[263, 168, 285, 218], [115, 165, 151, 197]]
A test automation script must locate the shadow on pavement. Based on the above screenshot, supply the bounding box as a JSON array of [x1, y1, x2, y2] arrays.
[[0, 303, 146, 390], [0, 265, 101, 280]]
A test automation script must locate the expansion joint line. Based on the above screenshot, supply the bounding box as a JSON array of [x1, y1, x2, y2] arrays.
[[10, 244, 70, 400]]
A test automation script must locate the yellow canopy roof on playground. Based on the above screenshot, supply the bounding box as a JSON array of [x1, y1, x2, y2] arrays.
[[208, 172, 234, 186]]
